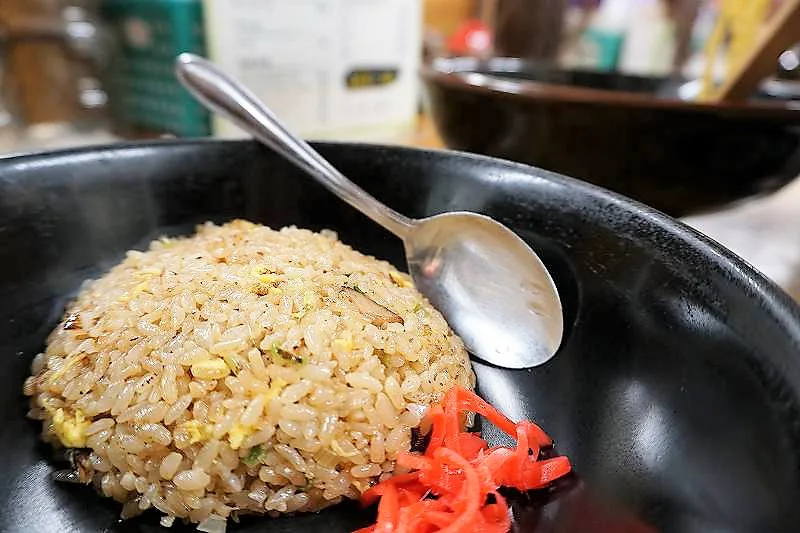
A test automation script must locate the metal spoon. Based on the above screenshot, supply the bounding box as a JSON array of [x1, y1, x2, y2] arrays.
[[175, 53, 563, 369]]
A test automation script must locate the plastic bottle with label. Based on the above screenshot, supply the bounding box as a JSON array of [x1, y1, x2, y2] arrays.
[[203, 0, 422, 142], [618, 0, 677, 76]]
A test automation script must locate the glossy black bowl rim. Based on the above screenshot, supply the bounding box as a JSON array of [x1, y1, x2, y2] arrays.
[[422, 57, 800, 118], [3, 137, 800, 343]]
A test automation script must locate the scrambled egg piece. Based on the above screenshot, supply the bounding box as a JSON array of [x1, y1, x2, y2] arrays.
[[191, 358, 230, 380], [179, 420, 212, 445], [257, 273, 278, 285], [227, 424, 251, 450], [132, 281, 150, 294], [251, 265, 278, 284], [333, 331, 353, 353], [52, 408, 90, 448], [389, 271, 413, 288], [265, 378, 287, 401], [303, 290, 315, 308], [251, 265, 285, 296], [119, 281, 150, 303], [252, 283, 283, 297]]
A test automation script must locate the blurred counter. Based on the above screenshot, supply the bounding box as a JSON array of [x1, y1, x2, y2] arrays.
[[0, 124, 118, 156], [685, 179, 800, 301], [1, 118, 799, 301]]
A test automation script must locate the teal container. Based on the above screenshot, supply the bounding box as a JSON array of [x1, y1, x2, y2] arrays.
[[101, 0, 210, 137], [582, 27, 625, 72]]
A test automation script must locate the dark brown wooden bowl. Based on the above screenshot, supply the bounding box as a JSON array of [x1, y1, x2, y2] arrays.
[[421, 57, 800, 216]]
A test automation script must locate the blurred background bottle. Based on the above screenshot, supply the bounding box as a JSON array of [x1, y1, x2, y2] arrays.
[[202, 0, 422, 143], [100, 0, 210, 138], [618, 0, 677, 76], [0, 1, 110, 131]]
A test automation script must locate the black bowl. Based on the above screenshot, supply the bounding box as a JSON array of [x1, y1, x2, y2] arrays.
[[421, 57, 800, 216], [2, 140, 800, 533]]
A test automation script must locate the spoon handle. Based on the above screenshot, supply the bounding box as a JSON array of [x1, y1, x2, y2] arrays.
[[175, 53, 414, 239]]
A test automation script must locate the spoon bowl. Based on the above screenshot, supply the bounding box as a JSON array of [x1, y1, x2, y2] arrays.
[[175, 53, 563, 368], [407, 212, 562, 367]]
